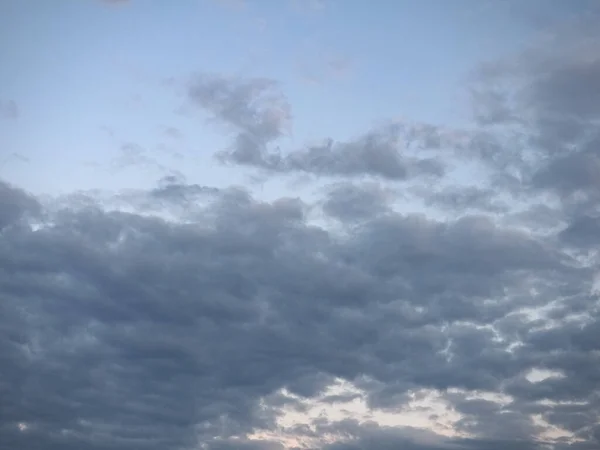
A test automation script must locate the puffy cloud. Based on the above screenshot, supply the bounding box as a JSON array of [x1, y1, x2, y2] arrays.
[[1, 171, 598, 448]]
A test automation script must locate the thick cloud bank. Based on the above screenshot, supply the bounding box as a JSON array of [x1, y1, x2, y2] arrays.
[[2, 11, 600, 450]]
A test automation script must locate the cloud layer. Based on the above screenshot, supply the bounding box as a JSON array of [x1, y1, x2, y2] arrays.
[[2, 8, 600, 450]]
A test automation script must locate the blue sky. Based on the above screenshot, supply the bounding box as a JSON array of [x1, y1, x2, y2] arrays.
[[1, 0, 539, 197]]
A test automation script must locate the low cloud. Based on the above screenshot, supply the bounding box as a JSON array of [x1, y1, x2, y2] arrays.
[[2, 168, 599, 448]]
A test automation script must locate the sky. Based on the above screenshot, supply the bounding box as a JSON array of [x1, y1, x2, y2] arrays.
[[1, 0, 600, 449]]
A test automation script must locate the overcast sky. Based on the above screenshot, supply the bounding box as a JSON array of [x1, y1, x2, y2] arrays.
[[2, 1, 600, 449]]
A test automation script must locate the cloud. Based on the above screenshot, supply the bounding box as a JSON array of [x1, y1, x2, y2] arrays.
[[2, 167, 599, 448], [312, 419, 546, 450], [467, 14, 600, 203], [189, 74, 290, 149], [0, 180, 42, 230], [321, 182, 394, 222], [4, 5, 600, 450], [413, 185, 509, 214], [248, 125, 445, 181], [0, 99, 19, 120], [187, 74, 449, 181], [226, 126, 444, 181]]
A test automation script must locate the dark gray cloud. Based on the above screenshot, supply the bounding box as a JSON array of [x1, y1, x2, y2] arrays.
[[242, 126, 445, 180], [462, 12, 600, 285], [187, 74, 447, 181], [150, 174, 220, 204], [467, 15, 600, 202], [0, 180, 42, 230], [1, 172, 599, 449], [314, 419, 546, 450], [559, 214, 600, 248]]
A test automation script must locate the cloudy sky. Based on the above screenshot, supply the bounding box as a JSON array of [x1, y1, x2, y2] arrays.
[[2, 0, 600, 449]]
